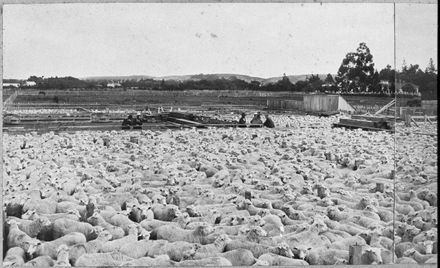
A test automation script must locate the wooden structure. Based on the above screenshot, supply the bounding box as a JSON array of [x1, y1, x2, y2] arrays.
[[333, 118, 394, 132], [303, 94, 355, 113], [267, 99, 303, 110], [267, 94, 355, 114], [349, 245, 364, 265], [333, 99, 396, 132], [374, 99, 395, 115]]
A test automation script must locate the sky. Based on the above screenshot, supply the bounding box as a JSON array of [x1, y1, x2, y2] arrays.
[[2, 3, 437, 79]]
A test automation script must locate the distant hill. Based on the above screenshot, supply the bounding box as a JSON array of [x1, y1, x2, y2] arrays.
[[263, 74, 331, 85], [83, 73, 333, 84], [82, 75, 153, 81]]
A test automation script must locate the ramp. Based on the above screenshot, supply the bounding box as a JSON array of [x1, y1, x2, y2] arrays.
[[337, 96, 355, 113]]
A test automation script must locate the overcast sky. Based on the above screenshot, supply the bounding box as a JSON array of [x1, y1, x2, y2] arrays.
[[2, 3, 437, 79]]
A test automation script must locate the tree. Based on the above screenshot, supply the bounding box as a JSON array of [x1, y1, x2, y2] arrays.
[[275, 73, 294, 91], [426, 58, 437, 74], [307, 74, 323, 91], [335, 42, 376, 92], [324, 74, 335, 84]]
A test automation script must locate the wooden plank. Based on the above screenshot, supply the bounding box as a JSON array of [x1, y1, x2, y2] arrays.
[[339, 118, 377, 128], [167, 117, 202, 125], [351, 115, 395, 121], [411, 117, 419, 127]]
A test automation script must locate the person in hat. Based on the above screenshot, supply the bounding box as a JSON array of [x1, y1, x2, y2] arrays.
[[238, 112, 247, 125], [122, 114, 133, 129], [263, 114, 275, 128], [250, 112, 263, 125]]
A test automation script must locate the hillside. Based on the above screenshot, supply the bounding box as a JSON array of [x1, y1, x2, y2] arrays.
[[82, 73, 333, 84]]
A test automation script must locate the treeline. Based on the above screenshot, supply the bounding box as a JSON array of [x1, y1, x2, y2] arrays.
[[18, 43, 437, 100]]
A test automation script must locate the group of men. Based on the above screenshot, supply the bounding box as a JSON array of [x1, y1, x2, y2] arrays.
[[238, 112, 275, 128], [122, 111, 275, 129], [122, 114, 143, 129]]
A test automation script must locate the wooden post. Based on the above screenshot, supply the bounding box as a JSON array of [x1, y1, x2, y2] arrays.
[[375, 182, 385, 193], [404, 113, 411, 127], [245, 191, 252, 201], [349, 245, 364, 265]]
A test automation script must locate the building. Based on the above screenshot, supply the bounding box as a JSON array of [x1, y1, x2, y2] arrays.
[[395, 81, 420, 96], [24, 81, 37, 87], [107, 81, 122, 88], [2, 82, 20, 88]]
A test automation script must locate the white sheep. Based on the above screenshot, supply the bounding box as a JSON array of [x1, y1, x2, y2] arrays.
[[68, 229, 112, 264], [3, 247, 26, 267], [74, 251, 134, 266], [54, 244, 70, 266], [100, 224, 139, 252], [120, 254, 175, 266], [258, 253, 309, 266], [174, 256, 233, 266], [53, 218, 99, 241], [152, 224, 215, 245], [23, 255, 55, 267], [86, 211, 125, 240], [29, 232, 86, 259]]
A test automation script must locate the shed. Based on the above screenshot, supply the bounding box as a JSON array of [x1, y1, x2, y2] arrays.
[[302, 94, 355, 113]]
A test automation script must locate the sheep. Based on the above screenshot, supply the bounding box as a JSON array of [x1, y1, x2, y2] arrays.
[[396, 257, 419, 264], [3, 247, 26, 267], [323, 218, 367, 236], [403, 248, 438, 264], [100, 224, 139, 253], [53, 218, 99, 241], [21, 209, 81, 223], [6, 220, 40, 250], [225, 240, 293, 258], [140, 214, 189, 231], [120, 254, 175, 266], [29, 232, 86, 259], [260, 214, 284, 236], [174, 256, 233, 266], [55, 201, 87, 220], [119, 240, 168, 259], [150, 203, 181, 221], [186, 205, 202, 217], [6, 216, 51, 239], [401, 225, 422, 242], [22, 190, 57, 214], [54, 244, 70, 266], [192, 234, 232, 259], [412, 229, 437, 244], [359, 246, 384, 264], [86, 211, 125, 240], [320, 229, 352, 243], [411, 216, 435, 232], [415, 240, 435, 254], [329, 235, 367, 251], [74, 252, 134, 266], [215, 248, 256, 266], [23, 256, 55, 267], [151, 224, 215, 245], [68, 229, 112, 264], [258, 253, 309, 266], [148, 240, 200, 261], [102, 211, 136, 234]]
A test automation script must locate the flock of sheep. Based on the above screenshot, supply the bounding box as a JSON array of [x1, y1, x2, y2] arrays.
[[2, 114, 438, 266]]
